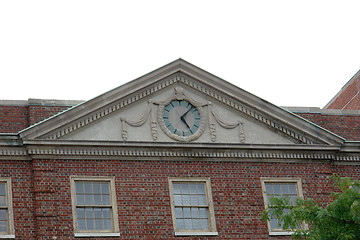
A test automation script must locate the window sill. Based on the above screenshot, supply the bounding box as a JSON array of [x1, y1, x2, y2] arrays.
[[74, 232, 120, 237], [175, 232, 218, 236], [0, 235, 15, 239], [269, 231, 294, 236]]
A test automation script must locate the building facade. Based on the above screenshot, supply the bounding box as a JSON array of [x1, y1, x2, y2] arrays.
[[0, 60, 359, 239]]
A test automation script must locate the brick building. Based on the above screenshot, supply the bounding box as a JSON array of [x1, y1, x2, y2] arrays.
[[0, 59, 359, 239]]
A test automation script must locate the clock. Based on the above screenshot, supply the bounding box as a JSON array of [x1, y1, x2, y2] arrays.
[[159, 99, 204, 141]]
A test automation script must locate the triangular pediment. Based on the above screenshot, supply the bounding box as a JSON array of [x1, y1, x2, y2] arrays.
[[19, 59, 344, 146]]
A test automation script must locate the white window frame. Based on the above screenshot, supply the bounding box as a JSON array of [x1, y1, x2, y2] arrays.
[[168, 177, 218, 236], [260, 177, 304, 236], [70, 176, 120, 237], [0, 178, 15, 239]]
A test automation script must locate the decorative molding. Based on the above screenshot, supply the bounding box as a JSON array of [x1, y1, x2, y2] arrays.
[[152, 87, 208, 142], [120, 106, 153, 141], [0, 148, 28, 156], [120, 87, 245, 142], [26, 147, 336, 160], [41, 73, 320, 145], [209, 105, 245, 143]]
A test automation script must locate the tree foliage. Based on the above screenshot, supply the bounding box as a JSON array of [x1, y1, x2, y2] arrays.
[[262, 175, 360, 240]]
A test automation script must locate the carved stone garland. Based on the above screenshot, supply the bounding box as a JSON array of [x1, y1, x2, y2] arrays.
[[120, 87, 245, 143]]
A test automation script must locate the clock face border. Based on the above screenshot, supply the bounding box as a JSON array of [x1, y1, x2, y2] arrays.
[[158, 99, 206, 142]]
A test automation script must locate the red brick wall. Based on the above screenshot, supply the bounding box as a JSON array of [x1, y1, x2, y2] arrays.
[[326, 77, 360, 110], [297, 113, 360, 141], [28, 105, 71, 126], [0, 104, 74, 133], [22, 158, 357, 240], [0, 160, 36, 239], [0, 106, 29, 133]]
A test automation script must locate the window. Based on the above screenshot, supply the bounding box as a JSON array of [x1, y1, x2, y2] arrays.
[[168, 177, 217, 236], [0, 178, 15, 238], [261, 178, 304, 235], [70, 176, 119, 237]]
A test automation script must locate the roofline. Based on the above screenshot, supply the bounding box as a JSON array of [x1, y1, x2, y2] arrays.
[[324, 69, 360, 109], [17, 59, 345, 145]]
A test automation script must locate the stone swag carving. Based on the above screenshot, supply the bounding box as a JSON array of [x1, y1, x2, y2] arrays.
[[120, 87, 245, 143]]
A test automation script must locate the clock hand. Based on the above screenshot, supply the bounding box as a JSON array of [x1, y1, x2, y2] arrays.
[[180, 115, 191, 129], [180, 106, 194, 119], [180, 106, 194, 129]]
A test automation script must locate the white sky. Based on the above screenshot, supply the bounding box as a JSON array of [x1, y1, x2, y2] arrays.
[[1, 1, 359, 108]]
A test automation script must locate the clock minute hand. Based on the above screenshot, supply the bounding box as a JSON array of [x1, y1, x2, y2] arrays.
[[180, 106, 194, 119]]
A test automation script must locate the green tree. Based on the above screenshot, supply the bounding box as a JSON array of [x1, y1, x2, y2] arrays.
[[262, 175, 360, 240]]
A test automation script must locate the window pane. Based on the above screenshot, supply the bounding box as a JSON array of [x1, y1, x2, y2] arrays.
[[102, 195, 110, 205], [183, 207, 191, 218], [0, 210, 6, 221], [77, 208, 85, 218], [198, 195, 206, 205], [273, 184, 281, 194], [75, 182, 84, 194], [0, 196, 5, 207], [289, 184, 297, 194], [78, 219, 86, 230], [84, 182, 92, 194], [176, 219, 185, 229], [199, 208, 207, 218], [173, 183, 181, 194], [94, 195, 102, 205], [102, 208, 111, 218], [0, 184, 5, 195], [85, 208, 94, 219], [93, 183, 101, 194], [201, 218, 209, 229], [282, 184, 289, 194], [182, 195, 191, 205], [184, 219, 192, 229], [189, 183, 197, 194], [190, 195, 198, 205], [103, 219, 112, 230], [181, 183, 189, 194], [290, 196, 298, 205], [197, 184, 205, 194], [86, 219, 94, 230], [76, 195, 84, 205], [270, 218, 279, 230], [94, 208, 102, 218], [0, 221, 6, 232], [191, 207, 199, 218], [193, 219, 201, 229], [84, 183, 92, 194], [175, 207, 183, 218], [101, 183, 109, 194], [85, 195, 93, 205], [174, 195, 182, 205], [265, 183, 273, 194], [95, 219, 103, 230]]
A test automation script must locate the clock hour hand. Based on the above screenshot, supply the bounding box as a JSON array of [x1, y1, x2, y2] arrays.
[[180, 106, 194, 129], [180, 115, 191, 129]]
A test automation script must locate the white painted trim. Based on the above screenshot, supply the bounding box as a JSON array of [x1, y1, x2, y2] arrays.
[[74, 233, 120, 237], [269, 231, 293, 236], [175, 232, 218, 236], [0, 235, 15, 239]]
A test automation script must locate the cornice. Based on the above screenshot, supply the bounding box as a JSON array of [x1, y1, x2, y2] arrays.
[[1, 140, 359, 163], [0, 146, 29, 160]]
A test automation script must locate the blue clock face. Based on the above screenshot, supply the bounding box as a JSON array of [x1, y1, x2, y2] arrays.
[[162, 100, 201, 137]]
